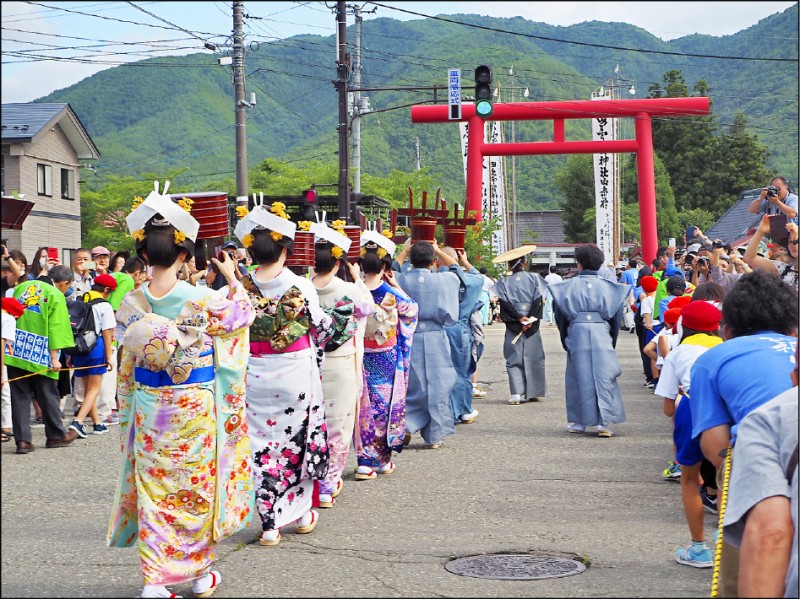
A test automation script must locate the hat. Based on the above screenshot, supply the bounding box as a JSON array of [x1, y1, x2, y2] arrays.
[[686, 243, 701, 254], [360, 229, 396, 256], [662, 308, 681, 326], [91, 246, 110, 257], [93, 273, 118, 290], [667, 295, 692, 311], [234, 203, 296, 245], [641, 275, 659, 293], [1, 297, 25, 319], [311, 221, 351, 254], [222, 241, 238, 250], [126, 181, 200, 242], [681, 301, 722, 332], [492, 244, 537, 265]]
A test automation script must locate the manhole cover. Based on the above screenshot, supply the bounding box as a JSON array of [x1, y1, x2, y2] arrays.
[[445, 553, 586, 580]]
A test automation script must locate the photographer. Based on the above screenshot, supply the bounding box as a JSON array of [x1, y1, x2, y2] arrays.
[[205, 241, 247, 290], [748, 176, 798, 221], [706, 240, 741, 292], [744, 214, 798, 290]]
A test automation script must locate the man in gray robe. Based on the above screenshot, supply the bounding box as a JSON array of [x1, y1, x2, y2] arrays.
[[394, 241, 460, 448], [492, 246, 549, 405], [549, 244, 630, 437]]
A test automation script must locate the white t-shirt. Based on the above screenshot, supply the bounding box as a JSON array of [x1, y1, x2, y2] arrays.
[[2, 311, 16, 342], [545, 273, 563, 285], [92, 300, 117, 335], [655, 342, 715, 399], [655, 328, 679, 368], [640, 294, 655, 319]]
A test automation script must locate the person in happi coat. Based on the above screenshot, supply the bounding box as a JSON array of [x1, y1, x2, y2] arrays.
[[355, 229, 418, 477], [491, 245, 549, 406], [549, 244, 630, 438], [439, 245, 485, 424], [309, 219, 374, 506], [235, 201, 334, 548], [394, 240, 460, 449], [108, 183, 256, 599]]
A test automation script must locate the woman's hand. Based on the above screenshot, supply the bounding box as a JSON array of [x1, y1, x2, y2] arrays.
[[210, 251, 238, 285], [347, 260, 361, 281], [384, 269, 399, 288]]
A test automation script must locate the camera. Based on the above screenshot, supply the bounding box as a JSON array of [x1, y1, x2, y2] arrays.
[[712, 240, 726, 249], [766, 186, 779, 198], [697, 257, 710, 268]]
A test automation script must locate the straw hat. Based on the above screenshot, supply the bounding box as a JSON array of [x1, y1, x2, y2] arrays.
[[491, 244, 537, 264]]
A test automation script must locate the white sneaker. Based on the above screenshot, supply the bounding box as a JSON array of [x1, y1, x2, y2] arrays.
[[472, 387, 487, 397]]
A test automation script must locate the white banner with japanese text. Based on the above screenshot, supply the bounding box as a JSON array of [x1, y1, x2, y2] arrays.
[[591, 94, 616, 265]]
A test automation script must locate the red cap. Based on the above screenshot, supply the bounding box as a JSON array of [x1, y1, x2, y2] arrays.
[[662, 308, 681, 326], [93, 273, 118, 291], [681, 301, 722, 332], [641, 275, 659, 293], [667, 295, 692, 311], [1, 297, 25, 319]]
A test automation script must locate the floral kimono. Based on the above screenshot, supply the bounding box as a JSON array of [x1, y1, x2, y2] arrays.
[[107, 280, 255, 586], [242, 269, 334, 532], [315, 276, 374, 497], [356, 281, 418, 468]]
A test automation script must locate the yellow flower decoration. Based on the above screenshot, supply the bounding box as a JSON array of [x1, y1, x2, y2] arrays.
[[174, 230, 186, 244], [331, 246, 344, 259], [271, 202, 286, 213], [131, 196, 144, 210], [360, 247, 367, 258], [132, 229, 145, 242], [382, 229, 393, 239], [378, 248, 388, 259], [298, 221, 312, 232], [177, 197, 194, 213], [270, 230, 283, 242], [242, 234, 254, 248], [235, 205, 250, 218], [331, 219, 347, 232]]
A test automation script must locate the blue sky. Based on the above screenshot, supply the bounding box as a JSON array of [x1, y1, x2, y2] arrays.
[[2, 1, 796, 103]]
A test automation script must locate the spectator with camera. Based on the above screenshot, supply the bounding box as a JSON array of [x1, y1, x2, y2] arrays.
[[70, 248, 94, 295], [748, 176, 798, 221], [744, 214, 798, 290], [206, 241, 247, 290]]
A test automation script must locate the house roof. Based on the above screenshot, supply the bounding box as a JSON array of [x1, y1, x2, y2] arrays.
[[1, 102, 100, 160], [512, 210, 566, 245], [706, 188, 762, 246]]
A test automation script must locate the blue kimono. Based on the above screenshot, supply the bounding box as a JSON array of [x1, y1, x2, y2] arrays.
[[439, 265, 485, 420], [395, 266, 460, 445], [549, 271, 630, 428]]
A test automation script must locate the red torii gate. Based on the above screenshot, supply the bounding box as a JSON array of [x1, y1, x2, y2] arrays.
[[411, 97, 710, 265]]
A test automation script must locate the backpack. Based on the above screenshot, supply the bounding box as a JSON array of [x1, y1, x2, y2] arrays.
[[63, 294, 107, 356]]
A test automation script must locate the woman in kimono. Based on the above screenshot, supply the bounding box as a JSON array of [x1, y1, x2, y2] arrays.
[[108, 184, 256, 599], [356, 230, 417, 476], [309, 220, 374, 505], [235, 202, 334, 547]]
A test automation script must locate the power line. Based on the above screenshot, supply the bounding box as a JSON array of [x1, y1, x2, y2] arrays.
[[125, 1, 216, 46], [367, 2, 798, 63]]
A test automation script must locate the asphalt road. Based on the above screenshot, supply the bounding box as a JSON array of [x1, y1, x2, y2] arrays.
[[1, 323, 714, 598]]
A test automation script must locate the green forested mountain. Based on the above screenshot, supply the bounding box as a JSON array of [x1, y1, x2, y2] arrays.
[[36, 5, 798, 211]]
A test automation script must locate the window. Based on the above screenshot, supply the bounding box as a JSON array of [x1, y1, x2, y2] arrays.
[[37, 163, 52, 196], [61, 168, 75, 199]]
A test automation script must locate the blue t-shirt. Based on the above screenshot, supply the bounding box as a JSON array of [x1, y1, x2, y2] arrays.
[[620, 268, 638, 287], [690, 332, 797, 443]]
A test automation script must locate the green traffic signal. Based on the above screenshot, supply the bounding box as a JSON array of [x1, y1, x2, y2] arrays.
[[475, 99, 493, 117], [474, 65, 493, 119]]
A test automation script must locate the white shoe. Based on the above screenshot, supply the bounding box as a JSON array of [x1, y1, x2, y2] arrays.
[[460, 409, 479, 423], [472, 387, 487, 397], [566, 423, 586, 434]]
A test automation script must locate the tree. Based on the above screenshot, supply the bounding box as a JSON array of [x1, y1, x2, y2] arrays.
[[556, 154, 596, 242]]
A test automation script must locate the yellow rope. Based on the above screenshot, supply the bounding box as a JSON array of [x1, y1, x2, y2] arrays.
[[5, 363, 110, 384], [710, 442, 733, 598]]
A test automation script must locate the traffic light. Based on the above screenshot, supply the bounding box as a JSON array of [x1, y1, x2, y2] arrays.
[[474, 65, 493, 119], [349, 190, 364, 224], [299, 187, 318, 221]]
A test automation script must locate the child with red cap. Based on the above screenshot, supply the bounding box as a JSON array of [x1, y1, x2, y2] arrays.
[[1, 297, 25, 442], [638, 275, 660, 388], [655, 299, 723, 568]]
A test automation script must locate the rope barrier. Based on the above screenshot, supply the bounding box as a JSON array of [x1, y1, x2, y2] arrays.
[[710, 442, 733, 598], [5, 363, 111, 384]]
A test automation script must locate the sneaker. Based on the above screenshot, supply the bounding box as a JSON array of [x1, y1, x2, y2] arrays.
[[69, 420, 87, 439], [700, 487, 718, 515], [663, 460, 682, 480], [675, 543, 713, 568], [645, 382, 655, 389], [92, 423, 109, 435], [102, 413, 120, 425], [472, 387, 487, 397]]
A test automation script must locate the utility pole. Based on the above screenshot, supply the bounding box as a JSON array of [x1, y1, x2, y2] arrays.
[[415, 137, 421, 171], [351, 5, 362, 194], [233, 2, 248, 207], [336, 1, 350, 220]]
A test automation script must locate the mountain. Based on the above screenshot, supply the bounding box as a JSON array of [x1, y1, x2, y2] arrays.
[[35, 5, 798, 210]]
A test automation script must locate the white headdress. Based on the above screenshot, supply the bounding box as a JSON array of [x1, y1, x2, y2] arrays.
[[126, 180, 200, 242], [360, 229, 396, 256], [234, 193, 296, 243], [310, 221, 351, 253]]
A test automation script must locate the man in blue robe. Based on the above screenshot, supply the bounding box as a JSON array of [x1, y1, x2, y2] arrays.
[[394, 241, 460, 448], [549, 244, 630, 437]]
